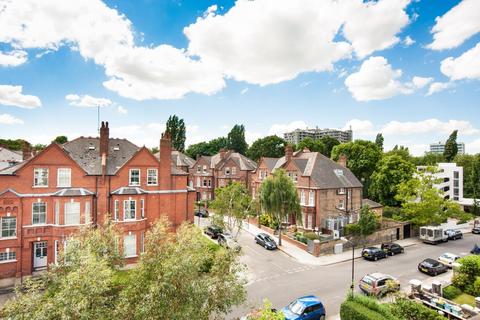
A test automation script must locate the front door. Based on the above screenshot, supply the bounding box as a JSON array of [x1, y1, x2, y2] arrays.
[[33, 241, 48, 270]]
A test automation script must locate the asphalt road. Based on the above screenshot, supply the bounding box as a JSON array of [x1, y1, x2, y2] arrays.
[[229, 229, 479, 319]]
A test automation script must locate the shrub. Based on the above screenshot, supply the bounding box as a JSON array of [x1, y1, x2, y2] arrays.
[[465, 277, 480, 297], [383, 206, 401, 219], [452, 273, 471, 291], [390, 298, 445, 320], [443, 285, 462, 300], [457, 255, 480, 279], [304, 232, 319, 241], [259, 214, 277, 229], [340, 300, 388, 320], [293, 233, 308, 244]]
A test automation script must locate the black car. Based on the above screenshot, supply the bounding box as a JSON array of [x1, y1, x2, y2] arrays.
[[361, 247, 388, 261], [445, 229, 463, 240], [472, 227, 480, 234], [381, 243, 405, 256], [204, 225, 223, 239], [254, 233, 277, 250], [194, 209, 209, 218], [418, 258, 449, 276]]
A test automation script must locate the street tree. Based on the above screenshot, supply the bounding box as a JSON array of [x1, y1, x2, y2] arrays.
[[227, 124, 248, 155], [455, 154, 480, 199], [185, 137, 229, 158], [297, 137, 325, 154], [344, 205, 379, 246], [395, 167, 471, 226], [414, 152, 446, 166], [318, 136, 340, 157], [53, 135, 68, 144], [259, 169, 301, 246], [444, 130, 458, 162], [369, 154, 415, 206], [331, 140, 382, 196], [375, 133, 384, 151], [165, 115, 186, 152], [115, 219, 246, 320], [210, 182, 252, 238], [247, 135, 286, 161]]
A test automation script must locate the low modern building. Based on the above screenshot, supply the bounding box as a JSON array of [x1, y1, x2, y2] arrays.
[[189, 149, 257, 201], [0, 122, 196, 285], [429, 141, 465, 155], [284, 127, 353, 145], [250, 146, 363, 238], [0, 147, 22, 171]]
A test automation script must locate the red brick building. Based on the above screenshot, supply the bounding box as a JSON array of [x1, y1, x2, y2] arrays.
[[250, 146, 363, 237], [0, 122, 195, 286], [189, 149, 257, 201]]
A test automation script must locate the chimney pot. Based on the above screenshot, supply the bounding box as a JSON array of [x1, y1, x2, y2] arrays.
[[338, 154, 347, 167]]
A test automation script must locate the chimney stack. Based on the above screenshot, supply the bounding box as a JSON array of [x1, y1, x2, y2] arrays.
[[338, 154, 347, 167], [285, 145, 293, 162], [219, 148, 227, 160], [99, 121, 109, 158], [159, 132, 172, 189], [22, 142, 32, 161]]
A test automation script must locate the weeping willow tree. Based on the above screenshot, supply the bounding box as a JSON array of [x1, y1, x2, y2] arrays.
[[259, 169, 301, 246]]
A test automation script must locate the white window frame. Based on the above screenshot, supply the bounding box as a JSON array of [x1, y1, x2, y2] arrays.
[[114, 200, 119, 221], [123, 199, 136, 221], [259, 170, 263, 179], [309, 191, 315, 207], [339, 199, 345, 210], [33, 168, 49, 187], [196, 177, 201, 187], [129, 169, 140, 186], [0, 217, 16, 238], [54, 200, 60, 225], [54, 240, 59, 265], [0, 251, 16, 263], [338, 188, 346, 195], [197, 166, 201, 173], [208, 179, 211, 187], [140, 199, 145, 219], [32, 202, 47, 225], [124, 234, 137, 258], [147, 168, 158, 186], [300, 190, 306, 205], [232, 167, 237, 175], [85, 201, 91, 224], [202, 165, 207, 173], [140, 232, 145, 253], [64, 202, 80, 225], [57, 168, 71, 187]]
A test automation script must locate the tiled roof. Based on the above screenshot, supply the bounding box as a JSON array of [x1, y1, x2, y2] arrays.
[[62, 137, 139, 175], [215, 151, 257, 171], [154, 150, 195, 169], [0, 147, 23, 171], [262, 158, 279, 172], [362, 199, 383, 209]]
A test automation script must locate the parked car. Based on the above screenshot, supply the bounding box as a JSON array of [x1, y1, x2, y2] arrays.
[[420, 226, 448, 244], [445, 229, 463, 240], [194, 209, 209, 218], [281, 295, 326, 320], [471, 244, 480, 255], [361, 247, 388, 261], [359, 273, 400, 296], [255, 233, 277, 250], [204, 225, 223, 239], [381, 243, 404, 256], [437, 252, 461, 268], [218, 233, 242, 252], [472, 227, 480, 234], [418, 258, 449, 276]]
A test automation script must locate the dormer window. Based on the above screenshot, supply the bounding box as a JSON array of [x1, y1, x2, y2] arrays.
[[34, 168, 48, 187], [334, 169, 344, 176], [338, 188, 346, 195], [203, 165, 207, 173], [197, 166, 201, 173], [129, 169, 140, 186]]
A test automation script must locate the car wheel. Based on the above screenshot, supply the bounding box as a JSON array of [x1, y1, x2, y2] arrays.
[[391, 251, 394, 256], [319, 315, 325, 320], [264, 244, 268, 249], [374, 256, 378, 261], [433, 271, 437, 276]]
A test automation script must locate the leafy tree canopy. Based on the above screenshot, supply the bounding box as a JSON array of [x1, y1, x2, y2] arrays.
[[227, 124, 248, 155], [297, 137, 326, 154], [246, 135, 286, 161], [186, 137, 229, 159], [455, 154, 480, 199], [0, 138, 29, 151], [165, 115, 186, 152], [444, 130, 458, 162], [53, 135, 68, 144], [375, 133, 384, 151]]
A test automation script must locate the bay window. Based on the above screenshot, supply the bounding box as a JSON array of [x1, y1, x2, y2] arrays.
[[123, 200, 136, 220]]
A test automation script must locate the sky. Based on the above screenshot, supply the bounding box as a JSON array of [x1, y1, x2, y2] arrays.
[[0, 0, 479, 155]]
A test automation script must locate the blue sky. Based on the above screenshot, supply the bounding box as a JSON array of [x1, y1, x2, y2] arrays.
[[0, 0, 479, 155]]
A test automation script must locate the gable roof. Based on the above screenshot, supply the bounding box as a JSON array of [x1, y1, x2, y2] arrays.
[[154, 150, 195, 169], [62, 137, 139, 175], [215, 151, 257, 171]]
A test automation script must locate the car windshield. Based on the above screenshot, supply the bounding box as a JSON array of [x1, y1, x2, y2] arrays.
[[288, 301, 304, 315], [423, 259, 438, 267], [361, 276, 374, 286], [264, 236, 274, 242]]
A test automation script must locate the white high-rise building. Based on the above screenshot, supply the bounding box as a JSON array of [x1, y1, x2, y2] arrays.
[[429, 141, 465, 155]]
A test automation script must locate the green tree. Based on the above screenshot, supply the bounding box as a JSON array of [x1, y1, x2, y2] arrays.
[[259, 169, 301, 246], [185, 137, 229, 159], [115, 220, 246, 319], [165, 115, 186, 152], [455, 154, 480, 199], [210, 182, 252, 238], [444, 130, 458, 162], [344, 205, 379, 246], [413, 152, 446, 166], [227, 124, 248, 155], [369, 154, 415, 206], [318, 136, 340, 157], [34, 143, 47, 151], [385, 145, 412, 163], [331, 140, 382, 196], [53, 135, 68, 144], [0, 138, 29, 151], [297, 137, 326, 154], [394, 167, 471, 226], [150, 146, 159, 154], [375, 133, 384, 151], [246, 300, 285, 320], [246, 135, 286, 161]]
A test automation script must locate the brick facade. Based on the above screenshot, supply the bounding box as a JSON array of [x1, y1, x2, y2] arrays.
[[0, 122, 195, 284]]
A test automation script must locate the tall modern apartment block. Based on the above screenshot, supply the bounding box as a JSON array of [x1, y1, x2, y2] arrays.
[[429, 141, 465, 155], [284, 127, 353, 145], [417, 163, 463, 201]]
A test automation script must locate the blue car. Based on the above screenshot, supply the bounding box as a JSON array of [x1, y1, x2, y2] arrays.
[[281, 295, 326, 320]]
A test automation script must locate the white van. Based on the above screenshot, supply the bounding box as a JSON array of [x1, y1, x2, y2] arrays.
[[419, 226, 448, 244]]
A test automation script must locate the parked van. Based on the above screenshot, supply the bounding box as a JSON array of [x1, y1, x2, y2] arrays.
[[419, 226, 448, 244]]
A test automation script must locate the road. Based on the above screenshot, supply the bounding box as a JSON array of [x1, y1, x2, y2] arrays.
[[228, 228, 479, 319]]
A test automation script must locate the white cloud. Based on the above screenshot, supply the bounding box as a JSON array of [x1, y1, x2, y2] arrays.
[[268, 120, 308, 137], [342, 119, 374, 135], [403, 36, 415, 47], [466, 139, 480, 154], [440, 42, 480, 81], [381, 119, 478, 136], [240, 88, 249, 94], [0, 113, 24, 125], [427, 82, 453, 96], [245, 131, 262, 144], [117, 105, 127, 114], [0, 85, 41, 108], [344, 56, 427, 101], [341, 0, 411, 58], [66, 94, 112, 107], [0, 50, 27, 66], [428, 0, 480, 50]]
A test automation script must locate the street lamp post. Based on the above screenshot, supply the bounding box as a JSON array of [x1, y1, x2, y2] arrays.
[[341, 237, 355, 293]]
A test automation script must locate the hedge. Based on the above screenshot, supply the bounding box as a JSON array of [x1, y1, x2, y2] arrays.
[[390, 298, 445, 320], [443, 285, 462, 300], [340, 301, 389, 320]]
